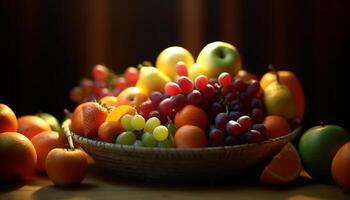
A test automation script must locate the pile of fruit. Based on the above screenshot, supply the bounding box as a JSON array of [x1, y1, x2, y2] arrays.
[[1, 41, 350, 190]]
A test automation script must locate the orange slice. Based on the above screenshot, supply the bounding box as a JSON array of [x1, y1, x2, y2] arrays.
[[260, 142, 302, 184], [106, 105, 136, 122]]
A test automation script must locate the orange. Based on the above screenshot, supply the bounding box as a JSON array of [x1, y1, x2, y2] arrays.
[[260, 142, 302, 184], [98, 121, 124, 143], [263, 115, 290, 139], [70, 102, 108, 138], [175, 105, 208, 131], [30, 131, 67, 173], [0, 103, 17, 133], [332, 142, 350, 190], [17, 115, 51, 139], [100, 96, 118, 107], [46, 148, 89, 186], [0, 132, 37, 181], [174, 125, 208, 148], [106, 105, 136, 122]]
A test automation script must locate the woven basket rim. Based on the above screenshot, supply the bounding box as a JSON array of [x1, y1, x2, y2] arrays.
[[63, 119, 300, 153]]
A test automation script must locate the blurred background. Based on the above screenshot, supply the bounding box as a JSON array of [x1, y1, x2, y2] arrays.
[[0, 0, 349, 130]]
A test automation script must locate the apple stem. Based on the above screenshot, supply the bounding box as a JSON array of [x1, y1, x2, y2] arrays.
[[66, 132, 75, 150], [268, 64, 280, 83]]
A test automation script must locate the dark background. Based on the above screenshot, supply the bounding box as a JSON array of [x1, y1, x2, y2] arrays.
[[0, 0, 349, 130]]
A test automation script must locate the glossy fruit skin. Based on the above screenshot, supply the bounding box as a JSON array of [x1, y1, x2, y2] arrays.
[[17, 115, 52, 139], [299, 125, 350, 180], [136, 67, 171, 95], [263, 115, 290, 139], [30, 131, 66, 173], [175, 105, 208, 131], [98, 121, 124, 143], [0, 132, 37, 181], [36, 112, 61, 133], [174, 125, 207, 148], [115, 87, 148, 109], [100, 96, 118, 107], [263, 81, 297, 120], [156, 46, 194, 80], [46, 148, 88, 186], [194, 41, 242, 79], [260, 71, 305, 120], [0, 104, 17, 133], [332, 142, 350, 190]]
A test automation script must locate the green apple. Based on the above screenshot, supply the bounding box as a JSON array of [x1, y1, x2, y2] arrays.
[[299, 124, 350, 180], [192, 41, 241, 79], [156, 46, 194, 80]]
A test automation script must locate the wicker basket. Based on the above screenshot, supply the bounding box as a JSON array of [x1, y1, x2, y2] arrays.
[[62, 119, 300, 182]]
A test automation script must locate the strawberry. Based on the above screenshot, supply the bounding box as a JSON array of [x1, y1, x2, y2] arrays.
[[70, 102, 108, 138]]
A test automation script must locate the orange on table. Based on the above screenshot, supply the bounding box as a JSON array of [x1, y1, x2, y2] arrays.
[[70, 102, 108, 138], [263, 115, 290, 139], [30, 131, 67, 173], [17, 115, 51, 139], [332, 141, 350, 190], [105, 105, 136, 122], [175, 105, 208, 131], [46, 148, 89, 186], [0, 103, 17, 133], [260, 142, 302, 184], [0, 132, 37, 181], [98, 121, 124, 143], [174, 125, 208, 148], [101, 96, 118, 107]]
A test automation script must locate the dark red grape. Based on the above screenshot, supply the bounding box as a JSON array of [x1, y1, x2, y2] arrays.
[[237, 116, 253, 132], [218, 72, 232, 88], [158, 98, 173, 117], [209, 128, 225, 146], [228, 111, 241, 121], [232, 79, 246, 93], [208, 78, 218, 85], [187, 90, 202, 106], [124, 67, 139, 85], [210, 102, 225, 118], [150, 91, 164, 105], [199, 98, 209, 110], [251, 108, 264, 123], [139, 100, 156, 117], [252, 124, 267, 140], [225, 135, 235, 146], [169, 94, 187, 111], [215, 113, 230, 132], [242, 130, 263, 143], [201, 84, 215, 99], [226, 120, 243, 137], [224, 92, 238, 104], [251, 97, 262, 108], [195, 75, 208, 90], [177, 76, 194, 93], [246, 80, 261, 98], [221, 84, 236, 96]]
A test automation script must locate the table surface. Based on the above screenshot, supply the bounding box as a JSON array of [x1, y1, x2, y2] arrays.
[[1, 167, 349, 200]]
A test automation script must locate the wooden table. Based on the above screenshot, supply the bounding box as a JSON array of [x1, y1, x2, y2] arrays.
[[1, 167, 349, 200]]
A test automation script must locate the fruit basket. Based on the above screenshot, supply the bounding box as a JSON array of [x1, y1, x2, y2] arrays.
[[62, 119, 301, 182]]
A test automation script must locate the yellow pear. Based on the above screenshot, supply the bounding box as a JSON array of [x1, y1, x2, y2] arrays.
[[136, 66, 171, 95]]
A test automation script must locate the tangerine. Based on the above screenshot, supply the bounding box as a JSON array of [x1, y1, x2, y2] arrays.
[[332, 142, 350, 190], [174, 125, 208, 148], [263, 115, 290, 139], [0, 104, 17, 133], [260, 142, 302, 184], [30, 131, 67, 173], [17, 115, 51, 139], [175, 105, 208, 131], [0, 132, 37, 181]]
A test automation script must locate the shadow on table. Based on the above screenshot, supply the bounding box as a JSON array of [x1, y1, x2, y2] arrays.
[[31, 183, 98, 200]]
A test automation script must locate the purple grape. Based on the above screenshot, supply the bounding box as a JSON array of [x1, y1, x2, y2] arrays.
[[150, 91, 164, 105], [232, 79, 246, 93], [169, 94, 187, 111], [226, 120, 243, 137], [187, 90, 202, 106], [221, 84, 235, 96], [251, 108, 264, 123], [252, 124, 267, 140], [242, 130, 263, 143], [210, 102, 225, 118], [228, 111, 241, 121], [246, 80, 261, 98], [225, 135, 235, 146], [215, 113, 230, 132], [251, 97, 262, 108], [209, 128, 224, 146], [224, 92, 238, 104]]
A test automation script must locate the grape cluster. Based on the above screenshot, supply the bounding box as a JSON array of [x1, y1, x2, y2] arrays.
[[140, 64, 267, 147], [69, 65, 139, 103], [116, 114, 175, 148]]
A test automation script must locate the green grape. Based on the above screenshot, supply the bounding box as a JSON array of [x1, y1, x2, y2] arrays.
[[144, 117, 161, 133], [157, 138, 175, 148], [131, 114, 145, 131], [153, 125, 169, 141], [141, 132, 157, 147], [116, 131, 136, 145], [133, 140, 144, 147], [121, 114, 134, 131]]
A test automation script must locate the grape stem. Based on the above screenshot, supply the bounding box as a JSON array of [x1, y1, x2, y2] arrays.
[[268, 64, 280, 83]]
